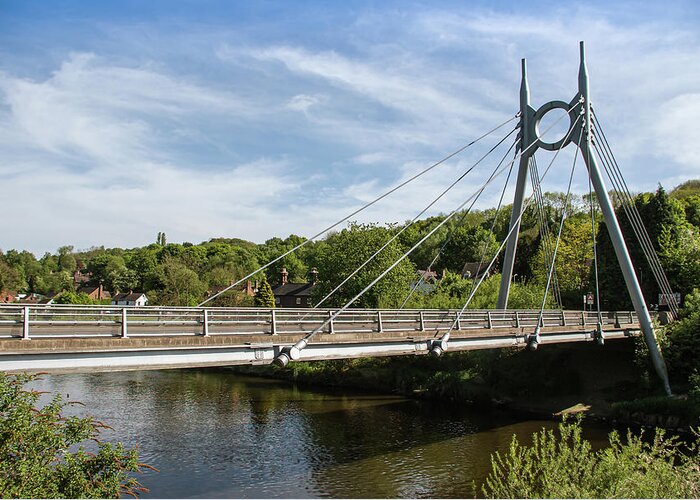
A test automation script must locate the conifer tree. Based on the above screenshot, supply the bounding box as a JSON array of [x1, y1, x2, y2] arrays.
[[254, 274, 276, 308]]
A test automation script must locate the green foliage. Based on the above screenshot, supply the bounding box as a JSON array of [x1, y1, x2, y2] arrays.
[[405, 272, 550, 310], [254, 274, 276, 308], [0, 372, 146, 498], [53, 291, 107, 305], [596, 187, 695, 309], [670, 179, 700, 200], [483, 417, 700, 498], [664, 288, 700, 386], [313, 223, 415, 308], [154, 257, 207, 306]]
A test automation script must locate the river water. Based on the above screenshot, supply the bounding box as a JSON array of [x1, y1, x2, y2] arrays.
[[32, 369, 609, 498]]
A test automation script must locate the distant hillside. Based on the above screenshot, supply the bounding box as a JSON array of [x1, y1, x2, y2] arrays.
[[670, 179, 700, 199]]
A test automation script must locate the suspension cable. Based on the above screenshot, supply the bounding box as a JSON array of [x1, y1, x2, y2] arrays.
[[530, 157, 563, 307], [471, 147, 518, 289], [284, 139, 527, 354], [400, 105, 581, 309], [537, 137, 579, 328], [436, 114, 583, 343], [311, 128, 518, 310], [591, 109, 679, 317], [400, 140, 517, 309], [198, 113, 519, 306]]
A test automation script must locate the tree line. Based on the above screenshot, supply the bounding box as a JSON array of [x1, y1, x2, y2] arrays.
[[1, 180, 698, 310]]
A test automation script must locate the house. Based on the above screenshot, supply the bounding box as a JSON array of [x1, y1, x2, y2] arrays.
[[206, 280, 257, 298], [271, 267, 319, 308], [461, 262, 491, 280], [73, 269, 92, 287], [111, 292, 148, 307], [0, 290, 15, 303], [409, 269, 440, 294], [77, 284, 111, 300]]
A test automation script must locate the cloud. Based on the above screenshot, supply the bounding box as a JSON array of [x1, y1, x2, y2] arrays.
[[2, 3, 700, 255]]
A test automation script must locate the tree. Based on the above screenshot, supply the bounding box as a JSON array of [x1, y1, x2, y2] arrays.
[[0, 372, 147, 498], [312, 223, 415, 308], [254, 274, 276, 308], [155, 257, 206, 306]]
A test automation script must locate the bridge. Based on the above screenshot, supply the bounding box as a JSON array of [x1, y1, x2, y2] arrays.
[[0, 304, 641, 373], [1, 42, 679, 394]]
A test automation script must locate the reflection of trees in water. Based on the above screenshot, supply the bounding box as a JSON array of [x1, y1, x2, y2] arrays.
[[34, 370, 610, 499]]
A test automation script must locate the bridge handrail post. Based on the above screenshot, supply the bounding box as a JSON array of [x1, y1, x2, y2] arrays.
[[377, 311, 383, 333], [515, 311, 520, 328], [22, 306, 30, 340], [561, 310, 566, 326], [419, 311, 426, 331], [455, 311, 462, 330], [327, 310, 335, 334], [121, 308, 128, 338], [487, 311, 493, 329], [270, 310, 277, 335], [581, 311, 586, 326], [202, 309, 209, 337]]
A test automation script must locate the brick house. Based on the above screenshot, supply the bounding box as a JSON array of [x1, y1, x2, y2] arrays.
[[271, 267, 319, 308], [77, 284, 111, 300]]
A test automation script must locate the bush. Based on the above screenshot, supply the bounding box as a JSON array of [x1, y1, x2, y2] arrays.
[[483, 417, 700, 498], [0, 372, 148, 498]]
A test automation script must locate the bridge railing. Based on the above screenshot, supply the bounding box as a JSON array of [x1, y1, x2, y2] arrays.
[[0, 304, 641, 340]]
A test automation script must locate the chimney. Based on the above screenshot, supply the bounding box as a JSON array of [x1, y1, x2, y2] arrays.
[[310, 267, 319, 284], [280, 267, 288, 285]]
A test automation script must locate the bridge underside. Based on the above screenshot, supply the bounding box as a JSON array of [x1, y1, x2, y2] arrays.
[[0, 324, 639, 374]]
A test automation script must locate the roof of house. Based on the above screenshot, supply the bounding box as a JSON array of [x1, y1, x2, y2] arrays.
[[112, 292, 147, 302], [271, 282, 316, 297], [461, 261, 489, 278]]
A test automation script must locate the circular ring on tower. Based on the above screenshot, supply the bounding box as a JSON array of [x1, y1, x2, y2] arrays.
[[533, 100, 576, 151]]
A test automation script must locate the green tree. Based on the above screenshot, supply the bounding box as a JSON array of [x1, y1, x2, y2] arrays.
[[0, 372, 146, 498], [313, 223, 415, 308], [155, 257, 206, 306], [254, 274, 276, 308]]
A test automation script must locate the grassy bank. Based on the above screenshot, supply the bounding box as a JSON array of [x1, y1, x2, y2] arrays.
[[234, 341, 674, 418]]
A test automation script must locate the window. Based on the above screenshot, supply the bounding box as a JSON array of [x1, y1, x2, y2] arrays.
[[275, 297, 280, 305], [295, 297, 301, 305]]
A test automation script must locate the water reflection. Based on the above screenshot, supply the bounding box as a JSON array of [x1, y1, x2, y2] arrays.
[[30, 370, 607, 498]]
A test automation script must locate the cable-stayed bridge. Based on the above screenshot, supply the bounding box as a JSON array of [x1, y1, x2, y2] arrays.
[[0, 304, 642, 373], [0, 42, 678, 394]]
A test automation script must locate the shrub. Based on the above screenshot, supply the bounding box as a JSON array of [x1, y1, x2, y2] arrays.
[[483, 417, 700, 498], [0, 372, 148, 498]]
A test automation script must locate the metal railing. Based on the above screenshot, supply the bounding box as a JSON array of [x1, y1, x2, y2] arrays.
[[0, 304, 642, 341]]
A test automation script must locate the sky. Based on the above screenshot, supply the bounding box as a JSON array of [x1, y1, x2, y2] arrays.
[[1, 0, 699, 255]]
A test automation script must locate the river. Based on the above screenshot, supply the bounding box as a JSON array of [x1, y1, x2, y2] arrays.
[[31, 369, 610, 498]]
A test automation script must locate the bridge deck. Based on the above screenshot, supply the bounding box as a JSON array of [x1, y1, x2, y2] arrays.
[[0, 305, 641, 373]]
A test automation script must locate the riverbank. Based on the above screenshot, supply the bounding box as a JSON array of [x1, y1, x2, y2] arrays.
[[232, 340, 700, 430]]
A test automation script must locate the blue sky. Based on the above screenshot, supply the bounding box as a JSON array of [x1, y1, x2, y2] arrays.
[[2, 0, 699, 254]]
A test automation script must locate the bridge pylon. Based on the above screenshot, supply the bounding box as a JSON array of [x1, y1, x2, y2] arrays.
[[496, 41, 671, 395]]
